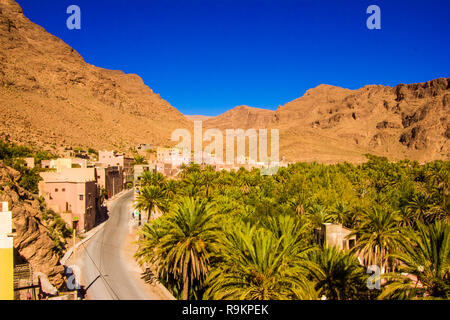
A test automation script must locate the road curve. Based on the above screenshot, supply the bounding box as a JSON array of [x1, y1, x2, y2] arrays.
[[75, 190, 167, 300]]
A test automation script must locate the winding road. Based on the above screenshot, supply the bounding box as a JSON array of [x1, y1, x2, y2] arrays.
[[74, 190, 173, 300]]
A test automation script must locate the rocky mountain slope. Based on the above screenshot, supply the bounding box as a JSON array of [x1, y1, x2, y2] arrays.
[[0, 0, 448, 163], [203, 79, 449, 163], [0, 0, 191, 154], [0, 162, 66, 288]]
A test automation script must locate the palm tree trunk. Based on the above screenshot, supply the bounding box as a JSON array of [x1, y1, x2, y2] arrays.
[[182, 260, 189, 300]]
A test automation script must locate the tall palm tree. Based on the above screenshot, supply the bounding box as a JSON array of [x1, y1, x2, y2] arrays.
[[204, 224, 316, 300], [135, 185, 167, 221], [307, 246, 368, 300], [350, 208, 404, 272], [139, 197, 219, 300], [380, 221, 450, 299]]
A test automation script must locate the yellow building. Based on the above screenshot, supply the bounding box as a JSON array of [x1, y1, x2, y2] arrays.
[[0, 202, 14, 300]]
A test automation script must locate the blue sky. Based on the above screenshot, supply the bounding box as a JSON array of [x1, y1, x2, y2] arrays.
[[16, 0, 450, 116]]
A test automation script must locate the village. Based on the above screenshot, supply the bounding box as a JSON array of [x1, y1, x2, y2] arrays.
[[18, 145, 286, 234]]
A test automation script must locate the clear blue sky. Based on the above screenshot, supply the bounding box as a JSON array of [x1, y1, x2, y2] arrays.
[[16, 0, 450, 116]]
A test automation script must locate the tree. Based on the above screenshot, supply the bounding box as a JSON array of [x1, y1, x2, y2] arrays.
[[307, 246, 368, 300], [351, 208, 404, 272], [140, 171, 165, 187], [380, 221, 450, 299], [155, 197, 220, 300], [135, 185, 167, 221], [163, 180, 178, 200], [307, 204, 336, 230], [133, 154, 147, 165], [204, 223, 316, 300]]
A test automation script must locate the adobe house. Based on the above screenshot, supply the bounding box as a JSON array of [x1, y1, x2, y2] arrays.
[[41, 158, 87, 171], [95, 165, 124, 198], [98, 151, 133, 187], [315, 223, 356, 251], [38, 168, 99, 232], [23, 157, 35, 169]]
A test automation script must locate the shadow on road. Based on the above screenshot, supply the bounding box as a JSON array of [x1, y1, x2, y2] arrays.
[[96, 204, 109, 225]]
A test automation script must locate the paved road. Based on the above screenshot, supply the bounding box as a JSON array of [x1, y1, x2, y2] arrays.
[[75, 190, 167, 300]]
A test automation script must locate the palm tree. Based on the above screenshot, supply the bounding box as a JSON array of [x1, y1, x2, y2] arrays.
[[163, 179, 178, 200], [332, 201, 351, 225], [407, 193, 438, 224], [350, 208, 404, 272], [201, 171, 216, 198], [426, 162, 449, 209], [307, 246, 368, 300], [204, 224, 316, 300], [182, 172, 204, 195], [133, 154, 147, 165], [138, 197, 219, 300], [380, 221, 450, 299], [135, 185, 167, 221], [140, 170, 165, 187], [307, 204, 336, 230]]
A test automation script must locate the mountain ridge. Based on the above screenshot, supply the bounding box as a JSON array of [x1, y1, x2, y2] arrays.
[[0, 0, 448, 164], [203, 78, 449, 163], [0, 0, 191, 154]]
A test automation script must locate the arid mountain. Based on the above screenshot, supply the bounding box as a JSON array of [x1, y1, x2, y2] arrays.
[[0, 0, 448, 163], [0, 0, 191, 154], [185, 115, 212, 122], [203, 79, 450, 163]]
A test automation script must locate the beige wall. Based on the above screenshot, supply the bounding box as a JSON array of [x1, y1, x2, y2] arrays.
[[317, 223, 356, 251], [38, 180, 97, 232]]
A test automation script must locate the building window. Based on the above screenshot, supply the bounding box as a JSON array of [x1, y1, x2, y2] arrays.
[[62, 188, 66, 192], [349, 239, 355, 249], [55, 188, 58, 192], [79, 194, 84, 201]]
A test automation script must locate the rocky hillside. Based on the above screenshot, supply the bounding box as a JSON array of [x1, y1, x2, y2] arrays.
[[0, 0, 448, 164], [0, 162, 67, 288], [204, 78, 450, 163], [0, 0, 191, 154]]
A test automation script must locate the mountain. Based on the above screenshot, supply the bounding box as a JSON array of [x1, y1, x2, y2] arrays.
[[185, 115, 213, 122], [0, 0, 191, 154], [203, 79, 450, 163], [0, 0, 448, 163]]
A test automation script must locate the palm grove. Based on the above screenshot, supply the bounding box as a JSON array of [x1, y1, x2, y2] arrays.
[[134, 155, 449, 300]]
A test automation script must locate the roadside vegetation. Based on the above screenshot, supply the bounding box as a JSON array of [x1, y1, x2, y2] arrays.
[[0, 139, 57, 193], [134, 155, 449, 300], [1, 139, 71, 252]]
